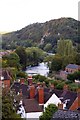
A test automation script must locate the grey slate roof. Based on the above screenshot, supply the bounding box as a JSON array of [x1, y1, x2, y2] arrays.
[[66, 64, 79, 69], [60, 90, 77, 109], [51, 110, 80, 120]]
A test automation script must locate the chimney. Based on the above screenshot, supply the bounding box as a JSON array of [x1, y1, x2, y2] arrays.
[[42, 82, 46, 88], [30, 85, 35, 99], [28, 76, 33, 85], [37, 82, 41, 87], [58, 103, 63, 109], [38, 86, 44, 105], [63, 84, 68, 91], [49, 83, 55, 90], [20, 78, 25, 84]]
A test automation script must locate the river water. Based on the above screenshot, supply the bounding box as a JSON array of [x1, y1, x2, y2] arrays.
[[25, 62, 49, 77]]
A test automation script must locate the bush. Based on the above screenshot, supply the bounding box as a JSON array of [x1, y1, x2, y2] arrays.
[[39, 104, 58, 120]]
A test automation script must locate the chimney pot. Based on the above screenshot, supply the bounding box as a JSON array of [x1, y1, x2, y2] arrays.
[[20, 78, 25, 84], [63, 84, 68, 91], [28, 76, 33, 85], [58, 103, 63, 109], [50, 83, 55, 90]]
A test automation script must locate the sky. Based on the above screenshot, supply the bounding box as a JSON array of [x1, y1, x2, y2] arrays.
[[0, 0, 79, 32]]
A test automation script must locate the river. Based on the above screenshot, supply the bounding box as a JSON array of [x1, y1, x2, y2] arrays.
[[25, 62, 49, 77]]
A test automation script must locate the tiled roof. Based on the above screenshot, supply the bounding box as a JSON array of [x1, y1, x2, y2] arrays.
[[23, 99, 43, 113], [66, 64, 79, 69], [51, 110, 80, 120], [11, 82, 29, 98], [60, 90, 77, 109]]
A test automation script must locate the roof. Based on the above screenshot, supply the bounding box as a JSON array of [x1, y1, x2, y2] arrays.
[[66, 64, 79, 69], [60, 70, 69, 75], [11, 82, 77, 112], [11, 82, 29, 99], [51, 110, 80, 120], [23, 99, 43, 113], [60, 90, 77, 109]]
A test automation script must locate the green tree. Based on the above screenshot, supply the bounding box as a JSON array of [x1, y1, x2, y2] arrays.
[[2, 89, 22, 119], [57, 39, 76, 68], [67, 71, 80, 82], [15, 46, 27, 70], [69, 83, 79, 91], [6, 53, 20, 69], [17, 71, 28, 78], [39, 104, 58, 120], [57, 39, 76, 57], [44, 43, 52, 52], [57, 39, 65, 56], [77, 44, 80, 53], [56, 82, 65, 90], [75, 53, 80, 65], [26, 47, 46, 66], [51, 55, 63, 71]]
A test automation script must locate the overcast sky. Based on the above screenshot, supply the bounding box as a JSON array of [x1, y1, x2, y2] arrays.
[[0, 0, 79, 32]]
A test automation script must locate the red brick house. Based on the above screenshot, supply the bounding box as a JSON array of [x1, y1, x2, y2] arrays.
[[65, 64, 79, 73], [60, 64, 79, 80]]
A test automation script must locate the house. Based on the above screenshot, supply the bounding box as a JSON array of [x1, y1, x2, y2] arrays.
[[0, 69, 11, 88], [51, 109, 80, 120], [60, 64, 80, 80], [11, 79, 79, 119], [65, 64, 79, 73]]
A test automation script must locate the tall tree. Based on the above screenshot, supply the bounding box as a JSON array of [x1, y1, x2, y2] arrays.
[[15, 47, 27, 70], [50, 55, 63, 71], [57, 39, 75, 57], [2, 88, 22, 119], [57, 39, 76, 68]]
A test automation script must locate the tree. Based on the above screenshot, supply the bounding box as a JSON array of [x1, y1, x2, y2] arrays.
[[57, 39, 76, 57], [56, 82, 65, 90], [26, 47, 46, 66], [57, 39, 65, 56], [75, 53, 80, 65], [39, 104, 58, 120], [57, 39, 76, 68], [67, 71, 80, 82], [6, 53, 20, 69], [44, 43, 52, 52], [69, 83, 79, 91], [77, 44, 80, 53], [2, 89, 22, 119], [15, 47, 27, 70], [16, 71, 28, 78], [51, 55, 63, 71]]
